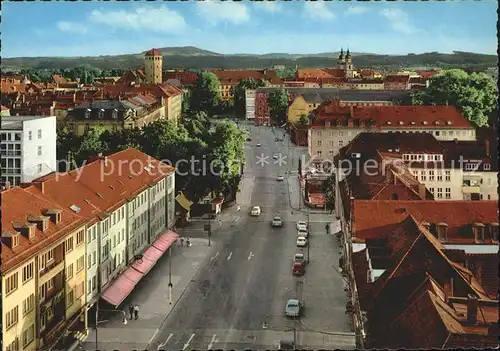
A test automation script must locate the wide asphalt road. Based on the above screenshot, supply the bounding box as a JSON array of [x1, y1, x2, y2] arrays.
[[148, 123, 355, 350]]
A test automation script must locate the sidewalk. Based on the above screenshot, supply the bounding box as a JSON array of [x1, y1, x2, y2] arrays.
[[82, 239, 214, 350]]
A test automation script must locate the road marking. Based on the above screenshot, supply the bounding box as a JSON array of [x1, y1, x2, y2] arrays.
[[207, 334, 218, 350], [247, 252, 254, 260], [182, 333, 196, 351], [227, 252, 233, 260], [157, 333, 173, 350], [211, 252, 219, 261]]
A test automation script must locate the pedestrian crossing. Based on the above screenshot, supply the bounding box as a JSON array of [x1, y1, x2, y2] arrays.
[[153, 328, 356, 350]]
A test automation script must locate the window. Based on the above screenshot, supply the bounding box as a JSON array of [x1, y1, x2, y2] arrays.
[[445, 188, 451, 199], [76, 281, 84, 299], [87, 229, 92, 243], [67, 289, 74, 307], [317, 140, 322, 147], [22, 263, 34, 283], [28, 131, 32, 140], [66, 263, 74, 280], [92, 251, 96, 265], [65, 236, 74, 253], [437, 188, 443, 199], [317, 150, 322, 157], [37, 146, 42, 156], [5, 338, 19, 351], [88, 254, 92, 269], [37, 129, 42, 139], [92, 275, 97, 291], [429, 188, 434, 194], [435, 131, 440, 136], [92, 226, 97, 240], [76, 255, 85, 272], [445, 171, 451, 182], [76, 229, 84, 246], [6, 305, 19, 329], [437, 172, 443, 182], [6, 273, 18, 295], [484, 163, 491, 170], [429, 171, 435, 181], [37, 163, 42, 172], [420, 171, 426, 181], [87, 279, 92, 294], [22, 294, 35, 315], [22, 324, 35, 347]]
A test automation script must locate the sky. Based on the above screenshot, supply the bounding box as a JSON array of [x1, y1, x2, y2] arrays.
[[1, 0, 498, 58]]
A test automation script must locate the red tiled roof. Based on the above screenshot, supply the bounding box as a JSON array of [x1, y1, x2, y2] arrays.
[[165, 71, 199, 86], [145, 48, 161, 56], [418, 70, 441, 78], [352, 200, 498, 244], [103, 83, 180, 99], [384, 75, 410, 83], [29, 148, 174, 230], [211, 69, 283, 85], [310, 102, 472, 129], [297, 68, 346, 80], [2, 187, 86, 272], [52, 74, 68, 85], [307, 192, 325, 205]]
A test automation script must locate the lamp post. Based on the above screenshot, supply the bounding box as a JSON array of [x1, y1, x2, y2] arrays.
[[307, 206, 310, 263], [168, 246, 173, 305], [95, 306, 127, 349], [285, 328, 297, 348]]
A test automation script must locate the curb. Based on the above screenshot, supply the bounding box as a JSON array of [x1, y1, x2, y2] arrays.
[[144, 245, 215, 350]]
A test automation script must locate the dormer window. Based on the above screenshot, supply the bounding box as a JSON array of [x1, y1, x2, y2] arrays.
[[410, 121, 416, 125], [447, 121, 452, 125], [421, 221, 431, 231], [98, 109, 105, 119], [112, 109, 118, 119], [399, 121, 404, 125], [436, 222, 448, 242], [435, 121, 440, 125], [1, 231, 20, 248], [472, 223, 485, 242], [387, 121, 392, 125], [85, 109, 91, 119], [423, 121, 428, 125], [489, 222, 499, 242]]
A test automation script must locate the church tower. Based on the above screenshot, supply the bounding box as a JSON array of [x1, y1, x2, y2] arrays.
[[337, 48, 345, 68], [144, 48, 163, 84], [344, 49, 354, 78]]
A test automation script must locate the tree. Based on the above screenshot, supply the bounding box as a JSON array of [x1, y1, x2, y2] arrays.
[[75, 126, 108, 166], [101, 128, 142, 152], [231, 78, 265, 118], [268, 88, 289, 125], [56, 125, 81, 170], [411, 69, 497, 127], [189, 71, 221, 115], [298, 114, 309, 126], [322, 174, 336, 212]]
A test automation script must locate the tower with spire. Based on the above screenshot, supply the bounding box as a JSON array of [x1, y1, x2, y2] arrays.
[[344, 48, 354, 78], [337, 48, 346, 67]]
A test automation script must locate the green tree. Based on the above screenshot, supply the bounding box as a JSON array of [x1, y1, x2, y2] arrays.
[[322, 174, 336, 212], [268, 88, 289, 125], [75, 126, 108, 166], [190, 71, 222, 115], [56, 126, 81, 170], [231, 78, 265, 118], [101, 128, 142, 152], [298, 114, 309, 126], [411, 69, 497, 127]]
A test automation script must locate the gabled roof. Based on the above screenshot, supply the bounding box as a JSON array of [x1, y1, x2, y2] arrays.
[[29, 148, 174, 229], [145, 48, 161, 56], [2, 187, 86, 272], [352, 200, 498, 244]]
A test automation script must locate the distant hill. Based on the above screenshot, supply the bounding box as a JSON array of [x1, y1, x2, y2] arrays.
[[1, 46, 497, 70]]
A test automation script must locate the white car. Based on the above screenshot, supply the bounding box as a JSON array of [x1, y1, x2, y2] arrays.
[[273, 154, 279, 159], [296, 236, 308, 247], [296, 221, 307, 231], [276, 175, 284, 181], [272, 216, 283, 227], [250, 206, 261, 216], [297, 229, 308, 238], [256, 143, 261, 147]]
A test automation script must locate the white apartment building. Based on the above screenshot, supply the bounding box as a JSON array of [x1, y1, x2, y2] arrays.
[[166, 173, 175, 228], [245, 90, 256, 120], [308, 104, 476, 159], [0, 115, 57, 186], [128, 189, 151, 262]]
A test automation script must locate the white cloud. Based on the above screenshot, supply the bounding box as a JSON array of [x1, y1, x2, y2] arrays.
[[304, 1, 335, 21], [89, 6, 187, 33], [379, 8, 418, 34], [196, 0, 250, 25], [345, 6, 369, 16], [256, 1, 282, 13], [57, 21, 88, 35]]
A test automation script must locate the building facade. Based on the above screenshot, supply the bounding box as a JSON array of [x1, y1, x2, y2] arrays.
[[144, 49, 163, 84], [0, 115, 57, 186]]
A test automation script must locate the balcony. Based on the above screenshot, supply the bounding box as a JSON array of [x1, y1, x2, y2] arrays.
[[0, 150, 22, 157], [1, 168, 21, 175], [39, 259, 64, 282]]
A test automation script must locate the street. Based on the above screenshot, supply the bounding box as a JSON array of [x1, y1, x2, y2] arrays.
[[84, 122, 355, 350]]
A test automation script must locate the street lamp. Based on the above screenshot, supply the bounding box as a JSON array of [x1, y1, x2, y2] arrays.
[[95, 307, 128, 349], [168, 246, 173, 305], [285, 328, 297, 348]]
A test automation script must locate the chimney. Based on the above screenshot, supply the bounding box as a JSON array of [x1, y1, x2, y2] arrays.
[[419, 183, 427, 199], [467, 294, 478, 324]]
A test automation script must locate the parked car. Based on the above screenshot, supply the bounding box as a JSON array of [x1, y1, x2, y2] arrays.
[[285, 299, 303, 317], [293, 262, 305, 276], [296, 236, 307, 247], [297, 228, 308, 238], [272, 216, 283, 227], [296, 221, 307, 231], [293, 253, 306, 266], [250, 206, 261, 216], [256, 143, 261, 147], [276, 175, 284, 181]]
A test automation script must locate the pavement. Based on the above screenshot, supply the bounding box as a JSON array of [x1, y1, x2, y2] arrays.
[[83, 124, 355, 351]]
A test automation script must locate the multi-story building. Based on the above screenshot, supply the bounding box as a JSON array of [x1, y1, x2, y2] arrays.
[[144, 49, 163, 84], [66, 96, 165, 135], [245, 90, 256, 121], [29, 148, 178, 322], [334, 133, 498, 213], [210, 70, 283, 101], [2, 187, 88, 351], [308, 101, 476, 159], [0, 115, 56, 186]]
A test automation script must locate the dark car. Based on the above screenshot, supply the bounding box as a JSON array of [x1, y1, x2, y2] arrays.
[[293, 262, 305, 276], [277, 340, 295, 350]]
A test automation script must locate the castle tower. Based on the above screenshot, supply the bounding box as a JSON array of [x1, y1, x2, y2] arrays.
[[344, 49, 354, 78], [337, 48, 345, 67], [144, 48, 163, 84]]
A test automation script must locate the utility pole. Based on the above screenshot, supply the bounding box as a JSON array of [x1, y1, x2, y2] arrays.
[[168, 246, 173, 304], [307, 206, 310, 263]]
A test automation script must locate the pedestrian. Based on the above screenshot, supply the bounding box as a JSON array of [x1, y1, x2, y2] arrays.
[[133, 305, 139, 320], [128, 305, 134, 320], [237, 204, 241, 211], [186, 238, 191, 247], [180, 238, 184, 247]]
